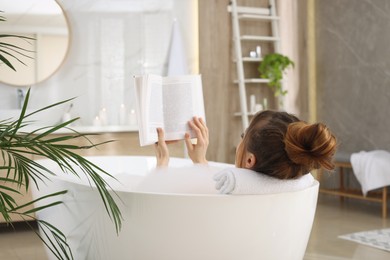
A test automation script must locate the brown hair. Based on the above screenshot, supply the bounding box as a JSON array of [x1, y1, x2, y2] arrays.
[[243, 110, 337, 179]]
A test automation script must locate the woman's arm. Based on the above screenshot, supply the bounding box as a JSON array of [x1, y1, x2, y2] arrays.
[[154, 128, 170, 167]]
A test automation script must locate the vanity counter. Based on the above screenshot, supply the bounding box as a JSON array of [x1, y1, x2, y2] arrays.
[[18, 125, 139, 134]]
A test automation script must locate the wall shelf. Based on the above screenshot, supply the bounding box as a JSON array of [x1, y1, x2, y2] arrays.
[[17, 125, 138, 135], [233, 78, 270, 84], [229, 0, 280, 130], [240, 35, 280, 41]]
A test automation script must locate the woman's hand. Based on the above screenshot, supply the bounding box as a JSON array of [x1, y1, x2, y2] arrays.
[[184, 117, 208, 164], [155, 128, 170, 167]]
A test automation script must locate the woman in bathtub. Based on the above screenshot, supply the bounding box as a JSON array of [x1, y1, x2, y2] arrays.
[[151, 110, 337, 194]]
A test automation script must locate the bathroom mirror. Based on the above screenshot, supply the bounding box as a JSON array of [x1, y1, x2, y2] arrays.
[[0, 0, 70, 86]]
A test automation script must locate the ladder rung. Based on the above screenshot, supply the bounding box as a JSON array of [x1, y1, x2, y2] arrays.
[[243, 57, 263, 62], [242, 57, 263, 62], [234, 78, 270, 84], [227, 5, 270, 16], [238, 14, 279, 21], [233, 57, 263, 62], [241, 35, 280, 41]]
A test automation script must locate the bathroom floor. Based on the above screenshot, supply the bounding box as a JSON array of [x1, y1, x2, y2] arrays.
[[0, 222, 46, 260], [0, 195, 389, 260]]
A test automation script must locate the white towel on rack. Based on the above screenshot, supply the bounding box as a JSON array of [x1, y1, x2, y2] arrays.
[[213, 167, 314, 195], [350, 150, 390, 196], [167, 19, 189, 76]]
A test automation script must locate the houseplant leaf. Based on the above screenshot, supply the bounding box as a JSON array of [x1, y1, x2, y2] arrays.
[[258, 53, 294, 97]]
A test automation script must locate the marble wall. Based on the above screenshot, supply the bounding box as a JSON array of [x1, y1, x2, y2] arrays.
[[316, 0, 390, 154]]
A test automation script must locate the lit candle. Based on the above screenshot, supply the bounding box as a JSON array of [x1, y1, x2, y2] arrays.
[[99, 108, 107, 126], [93, 116, 101, 126], [129, 109, 137, 125], [119, 104, 127, 125]]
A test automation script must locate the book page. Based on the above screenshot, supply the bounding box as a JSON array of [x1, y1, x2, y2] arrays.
[[191, 75, 206, 124], [147, 82, 164, 130], [162, 75, 205, 140], [146, 75, 164, 142], [134, 75, 164, 146], [134, 76, 149, 146]]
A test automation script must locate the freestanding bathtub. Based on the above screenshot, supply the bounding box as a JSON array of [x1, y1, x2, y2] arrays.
[[31, 156, 319, 260]]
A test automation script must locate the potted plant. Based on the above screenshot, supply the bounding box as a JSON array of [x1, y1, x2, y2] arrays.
[[258, 53, 294, 97], [0, 12, 121, 259]]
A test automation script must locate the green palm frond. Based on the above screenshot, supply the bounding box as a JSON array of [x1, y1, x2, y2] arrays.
[[0, 89, 122, 259], [0, 10, 6, 22], [0, 11, 121, 259], [0, 11, 35, 71], [0, 35, 35, 71]]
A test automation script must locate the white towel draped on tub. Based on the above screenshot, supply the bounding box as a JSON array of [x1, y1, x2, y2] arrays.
[[213, 167, 314, 195], [350, 150, 390, 196]]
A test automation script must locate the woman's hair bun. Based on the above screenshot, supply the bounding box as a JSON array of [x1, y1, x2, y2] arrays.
[[284, 122, 337, 171]]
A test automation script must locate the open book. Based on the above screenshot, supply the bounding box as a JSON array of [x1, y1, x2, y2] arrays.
[[134, 74, 205, 146]]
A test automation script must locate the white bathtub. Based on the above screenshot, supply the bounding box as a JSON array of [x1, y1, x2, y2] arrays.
[[31, 156, 319, 260]]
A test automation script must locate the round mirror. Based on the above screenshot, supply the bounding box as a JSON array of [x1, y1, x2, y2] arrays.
[[0, 0, 69, 86]]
